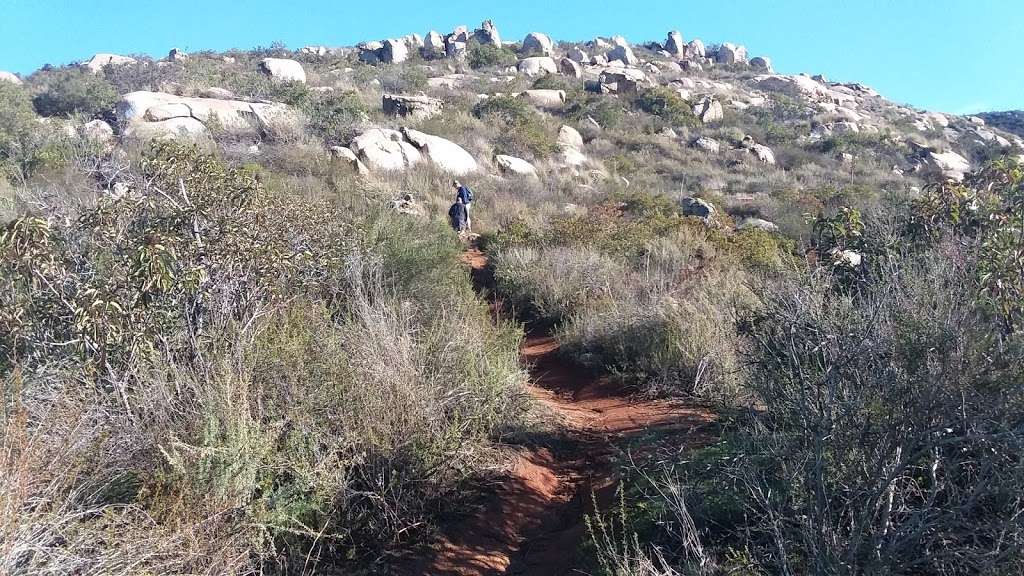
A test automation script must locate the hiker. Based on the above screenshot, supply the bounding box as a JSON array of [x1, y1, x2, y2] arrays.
[[453, 180, 473, 231], [448, 200, 468, 233]]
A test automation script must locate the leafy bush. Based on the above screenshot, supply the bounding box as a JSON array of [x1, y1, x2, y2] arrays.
[[31, 67, 119, 118], [467, 42, 518, 70], [634, 86, 696, 127], [0, 82, 76, 182], [304, 90, 369, 144], [473, 95, 556, 159]]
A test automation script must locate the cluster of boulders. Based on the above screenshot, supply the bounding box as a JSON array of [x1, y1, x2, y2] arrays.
[[334, 127, 478, 176]]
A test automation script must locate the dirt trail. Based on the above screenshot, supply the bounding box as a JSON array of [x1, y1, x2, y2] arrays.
[[406, 248, 714, 575]]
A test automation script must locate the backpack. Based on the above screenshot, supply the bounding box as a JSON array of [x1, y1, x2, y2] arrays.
[[463, 186, 474, 203]]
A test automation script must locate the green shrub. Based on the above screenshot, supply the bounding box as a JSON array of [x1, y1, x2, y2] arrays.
[[634, 86, 696, 127], [473, 95, 556, 159], [31, 67, 118, 118], [467, 42, 518, 70], [305, 90, 368, 144], [0, 82, 75, 182]]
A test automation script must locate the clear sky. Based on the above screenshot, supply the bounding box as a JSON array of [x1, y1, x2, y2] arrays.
[[0, 0, 1020, 114]]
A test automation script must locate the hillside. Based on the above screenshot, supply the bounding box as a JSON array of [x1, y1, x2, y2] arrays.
[[2, 19, 1024, 576], [979, 110, 1024, 138]]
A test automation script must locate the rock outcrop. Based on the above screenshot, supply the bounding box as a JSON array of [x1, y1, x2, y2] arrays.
[[401, 128, 479, 175], [665, 31, 685, 57], [0, 71, 21, 85], [518, 89, 566, 109], [473, 20, 502, 46], [681, 197, 715, 219], [693, 96, 724, 124], [350, 128, 423, 172], [383, 93, 444, 119], [116, 91, 301, 142], [522, 32, 555, 56], [82, 53, 137, 73]]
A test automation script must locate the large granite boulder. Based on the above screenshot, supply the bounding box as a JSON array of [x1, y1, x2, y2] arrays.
[[473, 20, 502, 46], [401, 128, 478, 175], [693, 96, 724, 124], [495, 154, 539, 178], [665, 31, 686, 57], [522, 32, 555, 56], [350, 128, 423, 172], [687, 39, 706, 59], [0, 71, 21, 85], [749, 56, 773, 72], [607, 43, 638, 66], [258, 58, 306, 83], [518, 89, 566, 109], [681, 197, 715, 219], [518, 56, 558, 77]]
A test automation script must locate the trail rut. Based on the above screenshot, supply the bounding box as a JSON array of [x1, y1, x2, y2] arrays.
[[403, 247, 715, 575]]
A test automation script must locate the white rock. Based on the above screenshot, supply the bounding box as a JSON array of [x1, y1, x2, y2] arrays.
[[665, 31, 685, 56], [258, 58, 306, 83], [692, 96, 724, 124], [423, 31, 445, 58], [927, 150, 971, 181], [559, 57, 582, 78], [116, 91, 300, 136], [380, 39, 410, 64], [692, 136, 720, 153], [737, 217, 778, 232], [680, 197, 715, 219], [80, 119, 114, 143], [495, 154, 538, 177], [517, 56, 558, 77], [522, 32, 555, 56], [567, 46, 591, 64], [0, 71, 21, 85], [350, 128, 423, 172], [557, 125, 584, 150], [473, 20, 502, 46], [559, 147, 588, 167], [687, 39, 706, 59], [402, 128, 478, 175], [518, 89, 566, 109], [751, 143, 776, 165], [716, 43, 745, 64], [329, 145, 369, 175], [124, 117, 210, 143], [82, 53, 137, 73]]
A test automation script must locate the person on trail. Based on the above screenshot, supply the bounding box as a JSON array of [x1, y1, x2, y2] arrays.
[[453, 180, 474, 231], [448, 200, 468, 233]]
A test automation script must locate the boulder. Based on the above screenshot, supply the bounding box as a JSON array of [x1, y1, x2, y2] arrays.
[[751, 143, 776, 165], [380, 39, 410, 64], [350, 128, 423, 172], [692, 136, 720, 153], [383, 93, 444, 119], [80, 119, 114, 143], [167, 48, 188, 62], [423, 31, 445, 58], [686, 39, 706, 59], [522, 32, 555, 56], [82, 53, 137, 73], [401, 128, 478, 175], [495, 154, 539, 177], [567, 46, 591, 64], [665, 31, 686, 56], [301, 45, 330, 57], [200, 87, 235, 99], [830, 249, 863, 268], [925, 150, 971, 181], [518, 89, 566, 109], [0, 71, 21, 85], [597, 68, 647, 94], [517, 56, 558, 77], [737, 217, 778, 232], [402, 34, 424, 51], [557, 125, 584, 150], [680, 197, 715, 219], [473, 20, 502, 46], [258, 58, 306, 83], [124, 117, 210, 143], [607, 44, 638, 66], [392, 193, 425, 217], [559, 57, 582, 78], [692, 96, 724, 124], [715, 43, 745, 64], [329, 145, 369, 175], [559, 147, 588, 168], [749, 56, 773, 72]]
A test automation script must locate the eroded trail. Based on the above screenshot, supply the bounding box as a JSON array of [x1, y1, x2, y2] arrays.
[[406, 248, 715, 575]]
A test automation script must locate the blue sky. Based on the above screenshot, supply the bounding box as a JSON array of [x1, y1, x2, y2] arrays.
[[0, 0, 1020, 114]]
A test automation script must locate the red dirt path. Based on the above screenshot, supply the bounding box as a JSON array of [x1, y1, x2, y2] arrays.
[[401, 248, 715, 575]]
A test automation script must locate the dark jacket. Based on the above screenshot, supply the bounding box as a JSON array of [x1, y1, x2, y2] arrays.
[[448, 202, 467, 231], [456, 185, 472, 205]]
